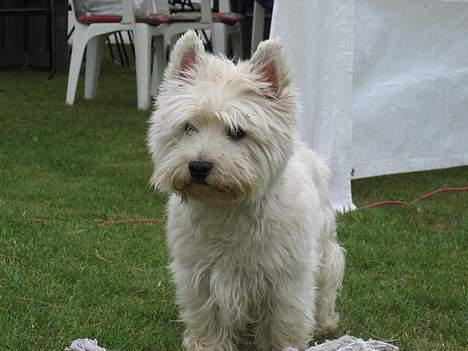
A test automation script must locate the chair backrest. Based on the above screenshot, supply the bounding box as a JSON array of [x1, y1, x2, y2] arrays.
[[153, 0, 211, 23], [69, 0, 79, 21], [199, 0, 211, 23], [121, 0, 135, 24], [153, 0, 170, 15], [70, 0, 135, 24], [218, 0, 230, 13]]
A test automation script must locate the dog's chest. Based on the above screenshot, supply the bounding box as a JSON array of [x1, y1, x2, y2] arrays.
[[191, 212, 270, 268], [174, 205, 305, 281], [169, 197, 312, 272], [194, 216, 279, 306], [168, 197, 318, 317]]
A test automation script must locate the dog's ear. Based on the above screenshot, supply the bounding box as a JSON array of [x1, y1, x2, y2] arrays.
[[167, 30, 206, 79], [249, 39, 291, 96]]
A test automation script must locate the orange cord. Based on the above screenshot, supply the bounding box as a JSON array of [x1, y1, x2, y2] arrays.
[[96, 187, 468, 222], [363, 186, 468, 209]]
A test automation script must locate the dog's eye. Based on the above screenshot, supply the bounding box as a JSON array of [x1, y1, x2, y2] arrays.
[[228, 128, 246, 141], [184, 123, 198, 136]]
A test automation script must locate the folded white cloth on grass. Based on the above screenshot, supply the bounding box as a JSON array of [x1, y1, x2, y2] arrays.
[[287, 335, 399, 351], [65, 339, 106, 351], [66, 335, 399, 351]]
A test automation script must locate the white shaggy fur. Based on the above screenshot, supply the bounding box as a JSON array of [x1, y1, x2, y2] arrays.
[[147, 31, 345, 351]]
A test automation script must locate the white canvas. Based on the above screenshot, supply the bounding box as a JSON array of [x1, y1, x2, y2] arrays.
[[271, 0, 468, 210]]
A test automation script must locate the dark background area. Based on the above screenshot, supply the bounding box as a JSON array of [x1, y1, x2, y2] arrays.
[[0, 0, 68, 71]]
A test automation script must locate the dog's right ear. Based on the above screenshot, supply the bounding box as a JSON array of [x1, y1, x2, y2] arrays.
[[167, 30, 206, 79]]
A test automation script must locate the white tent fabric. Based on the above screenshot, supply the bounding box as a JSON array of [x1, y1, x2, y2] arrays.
[[270, 0, 468, 211]]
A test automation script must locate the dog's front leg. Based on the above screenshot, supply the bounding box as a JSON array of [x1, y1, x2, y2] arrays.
[[181, 304, 238, 351], [255, 285, 315, 351], [177, 281, 238, 351]]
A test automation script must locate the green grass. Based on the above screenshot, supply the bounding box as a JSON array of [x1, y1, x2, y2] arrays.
[[338, 169, 467, 351], [0, 66, 467, 351]]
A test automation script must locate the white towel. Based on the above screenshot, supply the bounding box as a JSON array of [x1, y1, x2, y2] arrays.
[[65, 339, 106, 351]]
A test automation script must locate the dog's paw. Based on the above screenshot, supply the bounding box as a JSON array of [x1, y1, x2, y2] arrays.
[[183, 334, 237, 351], [315, 312, 339, 335]]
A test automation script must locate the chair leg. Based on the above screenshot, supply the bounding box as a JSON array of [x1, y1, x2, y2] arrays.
[[251, 1, 265, 56], [134, 25, 152, 110], [117, 31, 130, 68], [151, 34, 166, 97], [66, 25, 88, 105], [113, 33, 125, 65], [84, 35, 105, 100], [48, 0, 56, 79], [211, 22, 228, 55], [230, 28, 243, 61]]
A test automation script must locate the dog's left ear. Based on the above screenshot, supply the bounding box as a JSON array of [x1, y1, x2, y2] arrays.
[[249, 39, 291, 96], [167, 30, 206, 79]]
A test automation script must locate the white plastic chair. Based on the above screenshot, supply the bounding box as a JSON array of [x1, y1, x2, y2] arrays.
[[211, 0, 243, 59], [148, 0, 243, 93], [148, 0, 212, 94], [66, 0, 168, 110], [251, 0, 266, 55], [66, 0, 243, 110]]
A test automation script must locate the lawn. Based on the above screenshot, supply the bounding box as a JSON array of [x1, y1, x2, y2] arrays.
[[0, 65, 467, 351]]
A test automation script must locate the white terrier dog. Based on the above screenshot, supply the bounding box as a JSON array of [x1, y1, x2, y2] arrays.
[[148, 31, 345, 351]]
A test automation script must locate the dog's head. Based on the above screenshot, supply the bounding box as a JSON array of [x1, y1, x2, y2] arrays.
[[148, 30, 298, 204]]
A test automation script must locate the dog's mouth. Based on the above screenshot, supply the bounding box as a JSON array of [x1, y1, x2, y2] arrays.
[[171, 168, 249, 203], [191, 179, 226, 193], [176, 179, 246, 204], [192, 178, 209, 185]]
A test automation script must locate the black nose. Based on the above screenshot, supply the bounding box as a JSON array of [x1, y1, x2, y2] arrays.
[[188, 160, 213, 181]]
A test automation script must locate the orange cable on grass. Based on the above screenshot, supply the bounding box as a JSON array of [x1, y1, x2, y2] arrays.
[[363, 186, 468, 209]]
